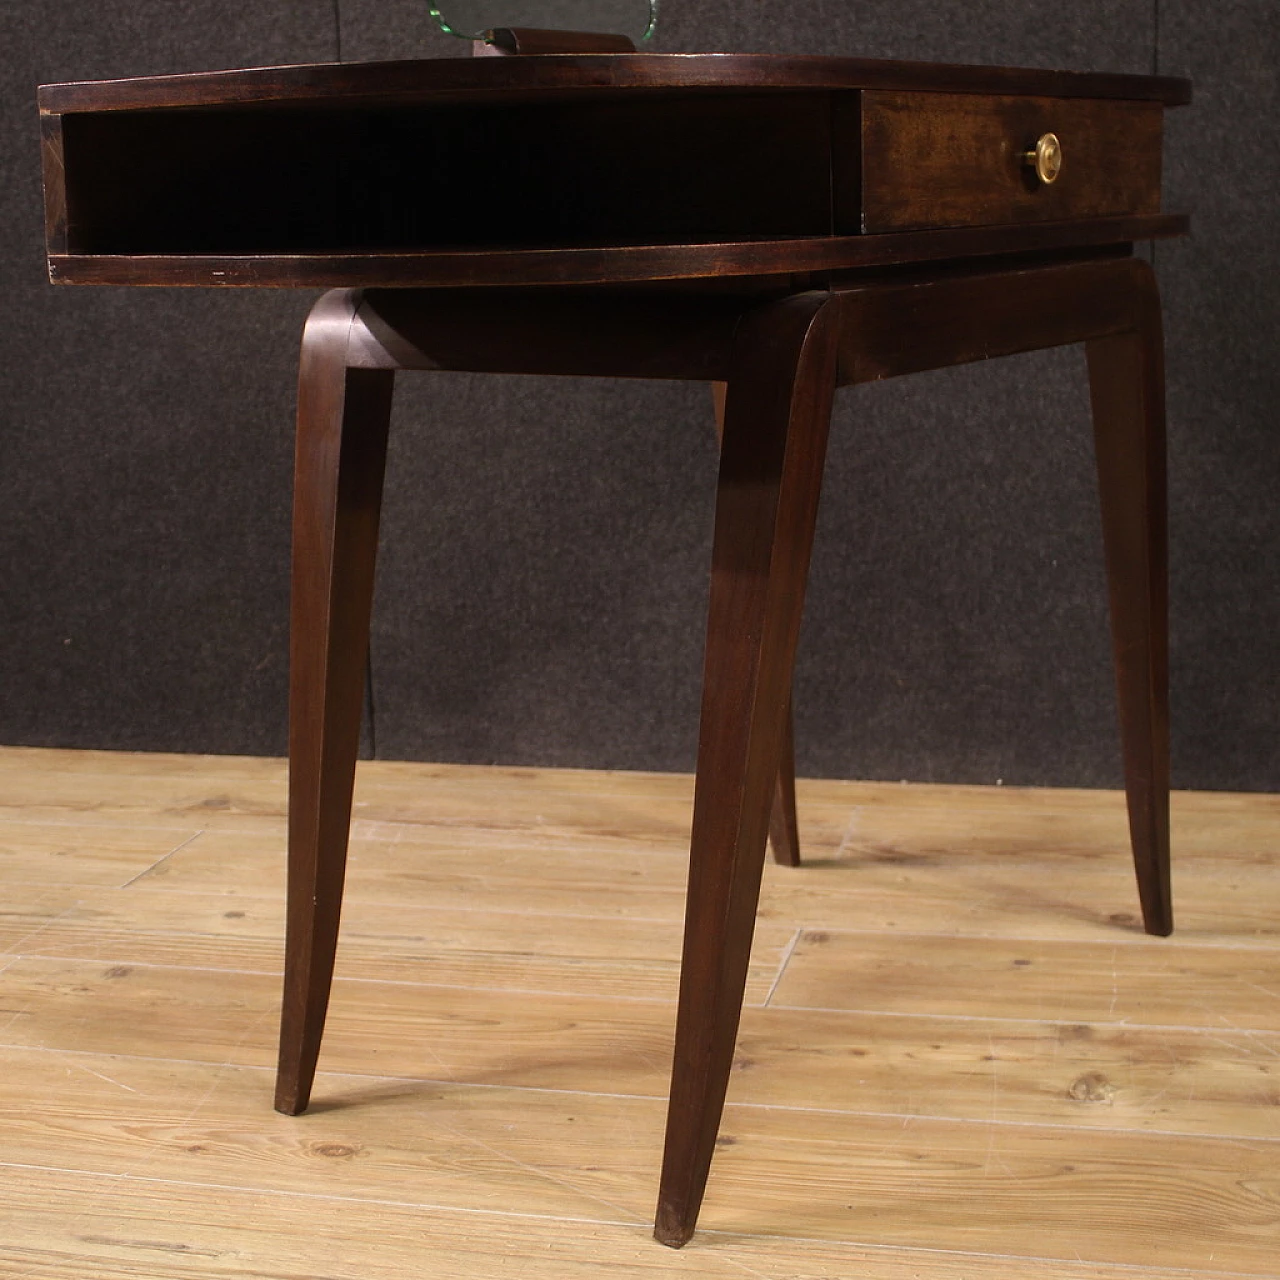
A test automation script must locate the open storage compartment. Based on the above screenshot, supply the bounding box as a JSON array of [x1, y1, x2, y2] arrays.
[[57, 91, 840, 255]]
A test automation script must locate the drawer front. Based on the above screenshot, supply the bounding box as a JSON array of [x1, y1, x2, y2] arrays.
[[857, 91, 1163, 233]]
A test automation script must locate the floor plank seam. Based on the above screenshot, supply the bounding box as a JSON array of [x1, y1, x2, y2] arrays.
[[761, 928, 802, 1006], [0, 953, 697, 1004], [0, 1160, 637, 1228], [1, 817, 287, 837], [0, 817, 204, 833], [695, 1226, 1269, 1279], [429, 1122, 647, 1224], [8, 1045, 1275, 1144], [118, 830, 206, 888], [134, 899, 691, 927], [779, 923, 1280, 953], [0, 902, 87, 960], [766, 1001, 1280, 1033], [16, 905, 1280, 952], [8, 954, 1276, 1037], [5, 1159, 1264, 1279]]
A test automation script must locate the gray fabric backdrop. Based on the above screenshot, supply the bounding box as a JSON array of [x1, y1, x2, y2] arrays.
[[1, 1, 1276, 790]]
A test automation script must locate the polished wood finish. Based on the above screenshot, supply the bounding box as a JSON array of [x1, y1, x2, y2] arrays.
[[656, 293, 840, 1247], [276, 293, 394, 1115], [36, 54, 1192, 116], [712, 379, 802, 869], [73, 250, 1173, 1240], [36, 49, 1187, 1251], [39, 53, 1189, 290], [840, 257, 1172, 937], [833, 251, 1143, 382], [45, 216, 1189, 290], [1087, 268, 1171, 936], [767, 696, 802, 868], [38, 113, 67, 257], [662, 256, 1172, 1243], [264, 253, 1173, 1238], [859, 92, 1163, 233]]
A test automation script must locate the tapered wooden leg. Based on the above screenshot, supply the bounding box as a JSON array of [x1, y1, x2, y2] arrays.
[[275, 291, 395, 1115], [712, 381, 802, 867], [657, 295, 839, 1247], [1086, 262, 1171, 937], [768, 693, 801, 867]]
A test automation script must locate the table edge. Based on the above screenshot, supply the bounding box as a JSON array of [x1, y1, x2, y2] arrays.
[[38, 54, 1193, 116], [47, 215, 1191, 290]]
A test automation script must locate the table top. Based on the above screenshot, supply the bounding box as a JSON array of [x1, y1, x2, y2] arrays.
[[39, 52, 1192, 115], [40, 54, 1190, 291]]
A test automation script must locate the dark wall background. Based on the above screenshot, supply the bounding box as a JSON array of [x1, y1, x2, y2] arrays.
[[2, 2, 1276, 790]]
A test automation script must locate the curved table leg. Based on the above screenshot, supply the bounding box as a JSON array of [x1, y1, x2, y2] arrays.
[[275, 289, 395, 1115], [656, 294, 839, 1247], [712, 381, 802, 867], [768, 693, 801, 868], [1087, 260, 1172, 937]]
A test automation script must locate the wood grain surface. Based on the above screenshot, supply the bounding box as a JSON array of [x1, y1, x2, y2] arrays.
[[1, 746, 1276, 1275], [45, 216, 1190, 289], [859, 93, 1163, 232], [36, 53, 1192, 116]]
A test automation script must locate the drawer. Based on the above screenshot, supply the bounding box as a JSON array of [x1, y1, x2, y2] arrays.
[[853, 91, 1164, 233]]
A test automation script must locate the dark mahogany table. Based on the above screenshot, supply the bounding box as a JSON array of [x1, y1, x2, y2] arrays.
[[40, 52, 1190, 1246]]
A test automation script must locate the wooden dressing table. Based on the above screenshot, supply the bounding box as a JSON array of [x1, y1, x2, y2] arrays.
[[39, 51, 1189, 1246]]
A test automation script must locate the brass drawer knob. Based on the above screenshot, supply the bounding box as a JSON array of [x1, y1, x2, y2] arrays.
[[1023, 132, 1063, 184]]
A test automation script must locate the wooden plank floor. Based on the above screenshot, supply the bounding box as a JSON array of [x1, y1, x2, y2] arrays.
[[1, 745, 1277, 1278]]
